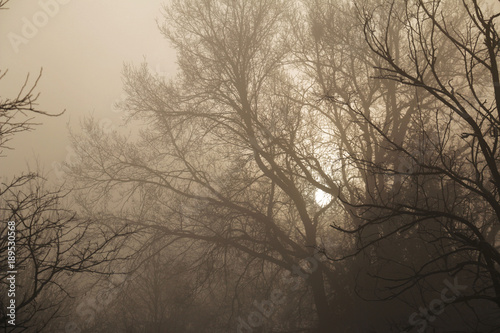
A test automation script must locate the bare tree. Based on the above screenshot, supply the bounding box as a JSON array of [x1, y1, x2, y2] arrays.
[[67, 0, 347, 331], [66, 0, 500, 331], [0, 9, 132, 329], [0, 178, 131, 332], [319, 0, 500, 331]]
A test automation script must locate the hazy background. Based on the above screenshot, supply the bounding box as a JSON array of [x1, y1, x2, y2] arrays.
[[0, 0, 176, 180]]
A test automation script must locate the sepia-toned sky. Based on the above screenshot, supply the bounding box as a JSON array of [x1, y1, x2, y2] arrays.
[[0, 0, 177, 180]]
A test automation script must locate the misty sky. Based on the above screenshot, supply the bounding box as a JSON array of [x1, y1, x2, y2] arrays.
[[0, 0, 177, 181]]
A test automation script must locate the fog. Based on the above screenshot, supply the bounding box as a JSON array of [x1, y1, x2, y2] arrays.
[[2, 1, 500, 332], [0, 0, 176, 179]]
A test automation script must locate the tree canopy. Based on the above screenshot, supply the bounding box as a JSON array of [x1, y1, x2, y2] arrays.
[[60, 0, 500, 332]]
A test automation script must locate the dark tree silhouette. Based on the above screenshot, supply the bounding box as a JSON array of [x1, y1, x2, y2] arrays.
[[65, 0, 500, 332], [0, 6, 133, 329], [321, 0, 500, 331]]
